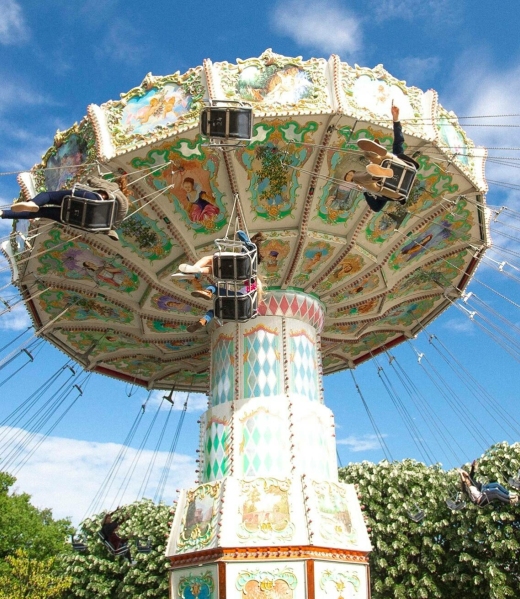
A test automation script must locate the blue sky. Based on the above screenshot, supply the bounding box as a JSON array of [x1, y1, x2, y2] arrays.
[[1, 0, 520, 523]]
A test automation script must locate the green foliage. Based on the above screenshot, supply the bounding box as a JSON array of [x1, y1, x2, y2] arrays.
[[339, 442, 520, 599], [63, 499, 172, 599], [0, 471, 73, 574], [0, 549, 72, 599]]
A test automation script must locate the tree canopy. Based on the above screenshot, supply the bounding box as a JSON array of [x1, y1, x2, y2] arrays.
[[63, 499, 172, 599], [0, 471, 73, 572], [339, 442, 520, 599]]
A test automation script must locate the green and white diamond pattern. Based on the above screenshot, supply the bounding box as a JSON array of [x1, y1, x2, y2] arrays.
[[243, 329, 280, 398], [241, 410, 287, 477], [204, 420, 230, 481], [290, 333, 319, 402], [210, 335, 234, 406]]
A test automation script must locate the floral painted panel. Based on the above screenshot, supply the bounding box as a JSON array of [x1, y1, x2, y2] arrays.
[[236, 567, 298, 598], [236, 120, 317, 221]]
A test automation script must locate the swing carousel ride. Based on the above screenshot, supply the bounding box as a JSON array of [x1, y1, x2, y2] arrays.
[[2, 49, 489, 393]]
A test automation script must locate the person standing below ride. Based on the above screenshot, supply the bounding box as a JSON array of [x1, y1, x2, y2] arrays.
[[352, 103, 417, 213], [459, 461, 518, 506], [0, 175, 129, 241], [100, 512, 133, 562]]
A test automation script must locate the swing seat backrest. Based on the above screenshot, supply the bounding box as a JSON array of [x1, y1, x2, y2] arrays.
[[61, 193, 116, 231], [379, 156, 417, 201], [213, 251, 254, 281], [97, 532, 129, 556], [214, 287, 258, 322]]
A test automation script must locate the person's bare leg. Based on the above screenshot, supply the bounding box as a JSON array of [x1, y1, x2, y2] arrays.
[[179, 254, 213, 274]]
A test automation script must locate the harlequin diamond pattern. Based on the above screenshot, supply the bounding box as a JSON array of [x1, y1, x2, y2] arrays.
[[298, 414, 331, 479], [290, 333, 319, 402], [211, 336, 234, 406], [204, 422, 230, 482], [242, 412, 285, 477], [257, 291, 325, 331], [244, 330, 280, 398]]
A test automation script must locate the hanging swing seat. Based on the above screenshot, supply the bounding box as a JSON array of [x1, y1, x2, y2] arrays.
[[214, 282, 258, 322], [200, 100, 253, 143], [508, 471, 520, 490], [446, 492, 466, 511], [406, 507, 425, 523], [60, 185, 118, 232], [71, 535, 88, 552], [377, 155, 418, 202], [212, 236, 258, 280], [98, 532, 130, 556], [136, 538, 152, 554]]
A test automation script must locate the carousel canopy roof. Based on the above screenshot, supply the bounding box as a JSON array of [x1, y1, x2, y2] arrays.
[[6, 49, 489, 392]]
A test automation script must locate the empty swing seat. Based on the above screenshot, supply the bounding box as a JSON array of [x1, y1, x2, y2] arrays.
[[200, 106, 253, 141], [61, 192, 117, 231]]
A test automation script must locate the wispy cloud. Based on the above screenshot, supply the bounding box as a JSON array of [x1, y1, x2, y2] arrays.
[[0, 0, 30, 45], [271, 0, 362, 57], [337, 433, 387, 452], [370, 0, 459, 24], [442, 315, 476, 335], [0, 301, 31, 331], [1, 426, 197, 524], [399, 56, 440, 86], [96, 19, 147, 64]]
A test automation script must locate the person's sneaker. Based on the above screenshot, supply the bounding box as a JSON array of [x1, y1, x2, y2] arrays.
[[187, 318, 207, 333], [179, 263, 202, 274], [366, 163, 394, 178], [171, 272, 195, 280], [191, 289, 213, 300], [510, 493, 518, 504], [107, 230, 119, 241], [11, 201, 39, 213], [357, 138, 387, 157]]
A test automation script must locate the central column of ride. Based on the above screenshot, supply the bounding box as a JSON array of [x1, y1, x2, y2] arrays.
[[166, 290, 371, 599]]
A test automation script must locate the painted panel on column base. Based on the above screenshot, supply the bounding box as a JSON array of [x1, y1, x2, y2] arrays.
[[168, 481, 223, 555], [226, 561, 307, 599], [221, 476, 309, 547], [314, 560, 370, 599], [171, 564, 219, 599], [303, 478, 372, 552]]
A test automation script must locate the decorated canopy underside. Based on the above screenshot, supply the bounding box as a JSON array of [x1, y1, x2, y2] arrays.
[[8, 50, 489, 391]]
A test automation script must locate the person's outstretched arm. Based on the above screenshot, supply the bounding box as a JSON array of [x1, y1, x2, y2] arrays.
[[391, 104, 405, 156]]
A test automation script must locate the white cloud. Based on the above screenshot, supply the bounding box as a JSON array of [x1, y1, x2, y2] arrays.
[[0, 0, 29, 45], [371, 0, 458, 24], [442, 53, 520, 189], [398, 56, 440, 86], [271, 0, 362, 57], [441, 315, 476, 335], [0, 301, 31, 331], [337, 433, 387, 452], [1, 426, 197, 525]]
